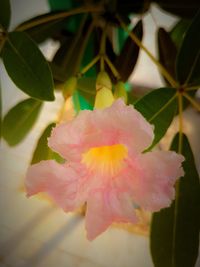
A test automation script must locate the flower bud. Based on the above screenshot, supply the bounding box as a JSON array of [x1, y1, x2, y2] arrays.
[[114, 81, 128, 104], [96, 71, 112, 91], [94, 87, 115, 109], [62, 76, 77, 99]]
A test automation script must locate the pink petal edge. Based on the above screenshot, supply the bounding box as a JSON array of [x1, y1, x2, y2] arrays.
[[25, 160, 84, 211]]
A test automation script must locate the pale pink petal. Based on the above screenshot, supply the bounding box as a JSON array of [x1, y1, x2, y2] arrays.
[[85, 188, 137, 240], [84, 99, 154, 153], [49, 100, 154, 162], [48, 110, 92, 161], [128, 151, 184, 211], [25, 98, 185, 240], [25, 160, 85, 211]]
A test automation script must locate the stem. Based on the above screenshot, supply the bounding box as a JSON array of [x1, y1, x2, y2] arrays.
[[183, 92, 200, 112], [100, 57, 104, 71], [61, 14, 88, 68], [16, 5, 103, 31], [80, 55, 100, 75], [117, 15, 178, 88], [73, 19, 95, 74], [186, 85, 200, 91], [99, 26, 107, 71], [177, 93, 183, 153], [104, 56, 121, 79]]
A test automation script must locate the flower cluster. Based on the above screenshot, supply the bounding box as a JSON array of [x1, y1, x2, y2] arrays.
[[25, 99, 184, 240]]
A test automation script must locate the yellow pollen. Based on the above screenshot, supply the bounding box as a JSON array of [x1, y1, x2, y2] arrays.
[[81, 144, 128, 176]]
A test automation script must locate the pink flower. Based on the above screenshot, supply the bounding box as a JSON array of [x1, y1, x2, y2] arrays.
[[25, 99, 184, 240]]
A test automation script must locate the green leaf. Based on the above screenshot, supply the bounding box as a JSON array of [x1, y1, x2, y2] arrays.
[[115, 0, 150, 15], [150, 133, 200, 267], [0, 0, 11, 30], [31, 123, 64, 164], [2, 98, 42, 146], [157, 27, 177, 85], [115, 20, 143, 82], [170, 19, 191, 49], [176, 9, 200, 86], [52, 37, 80, 81], [104, 35, 117, 82], [15, 12, 69, 43], [2, 31, 55, 101], [52, 16, 92, 81], [50, 61, 68, 83], [134, 88, 177, 148], [154, 0, 199, 18]]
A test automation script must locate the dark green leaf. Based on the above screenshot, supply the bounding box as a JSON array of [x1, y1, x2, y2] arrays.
[[157, 27, 177, 85], [115, 20, 143, 82], [170, 19, 191, 49], [2, 98, 42, 146], [134, 88, 177, 148], [176, 9, 200, 86], [31, 123, 64, 164], [16, 12, 69, 43], [0, 0, 11, 30], [52, 17, 93, 81], [50, 61, 68, 83], [150, 133, 200, 267], [105, 36, 117, 82], [52, 35, 82, 81], [51, 35, 75, 83], [153, 0, 200, 19], [114, 0, 150, 15], [2, 31, 54, 101], [53, 37, 72, 65], [52, 37, 83, 82]]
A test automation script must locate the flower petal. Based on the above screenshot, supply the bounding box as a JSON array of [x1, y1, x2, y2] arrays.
[[48, 100, 154, 162], [129, 151, 184, 211], [85, 99, 154, 153], [25, 160, 84, 211], [48, 110, 92, 161], [85, 188, 137, 240]]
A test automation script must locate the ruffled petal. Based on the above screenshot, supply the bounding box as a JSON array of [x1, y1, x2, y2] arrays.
[[85, 188, 137, 240], [25, 160, 84, 211], [48, 110, 92, 161], [84, 99, 154, 153], [48, 100, 154, 162], [129, 151, 184, 211]]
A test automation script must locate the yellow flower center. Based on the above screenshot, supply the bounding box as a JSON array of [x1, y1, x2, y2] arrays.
[[81, 144, 128, 176]]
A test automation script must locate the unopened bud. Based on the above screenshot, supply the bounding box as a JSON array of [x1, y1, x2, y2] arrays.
[[94, 87, 115, 109], [62, 76, 77, 99], [114, 81, 128, 104], [96, 71, 112, 91]]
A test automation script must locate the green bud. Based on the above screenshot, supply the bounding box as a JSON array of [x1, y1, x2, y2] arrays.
[[96, 71, 112, 91], [114, 81, 128, 104], [62, 76, 77, 99]]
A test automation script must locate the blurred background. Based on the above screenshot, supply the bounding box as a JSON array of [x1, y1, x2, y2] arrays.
[[0, 0, 199, 266]]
